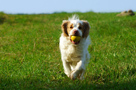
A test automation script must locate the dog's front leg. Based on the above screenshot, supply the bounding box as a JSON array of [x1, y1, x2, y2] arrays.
[[70, 60, 85, 80], [62, 60, 71, 77]]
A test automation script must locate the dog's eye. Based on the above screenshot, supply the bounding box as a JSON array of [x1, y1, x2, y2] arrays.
[[78, 26, 82, 29], [70, 26, 73, 29]]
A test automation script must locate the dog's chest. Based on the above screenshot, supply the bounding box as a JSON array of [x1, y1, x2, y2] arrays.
[[64, 45, 83, 62]]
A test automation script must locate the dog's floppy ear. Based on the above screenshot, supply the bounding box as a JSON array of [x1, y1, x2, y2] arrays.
[[61, 20, 69, 37], [82, 21, 90, 38]]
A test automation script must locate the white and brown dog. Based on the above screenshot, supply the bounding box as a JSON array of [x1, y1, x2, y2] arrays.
[[59, 15, 91, 80]]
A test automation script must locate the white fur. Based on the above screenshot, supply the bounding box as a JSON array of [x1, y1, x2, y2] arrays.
[[59, 16, 91, 80]]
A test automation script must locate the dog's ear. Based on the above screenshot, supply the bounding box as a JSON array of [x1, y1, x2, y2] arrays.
[[61, 20, 69, 37], [82, 21, 90, 38]]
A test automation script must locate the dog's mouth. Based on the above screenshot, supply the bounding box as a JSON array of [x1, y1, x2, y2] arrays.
[[70, 36, 81, 45], [70, 39, 80, 44]]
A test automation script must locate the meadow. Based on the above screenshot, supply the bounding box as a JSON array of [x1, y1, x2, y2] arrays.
[[0, 12, 136, 90]]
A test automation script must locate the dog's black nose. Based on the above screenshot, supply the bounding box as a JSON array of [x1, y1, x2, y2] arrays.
[[74, 30, 79, 36]]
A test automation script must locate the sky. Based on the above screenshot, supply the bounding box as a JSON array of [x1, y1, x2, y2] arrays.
[[0, 0, 136, 14]]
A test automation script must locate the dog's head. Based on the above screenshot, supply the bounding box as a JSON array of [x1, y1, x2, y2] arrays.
[[61, 15, 90, 44]]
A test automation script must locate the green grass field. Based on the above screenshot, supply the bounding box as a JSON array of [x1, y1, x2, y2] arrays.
[[0, 12, 136, 90]]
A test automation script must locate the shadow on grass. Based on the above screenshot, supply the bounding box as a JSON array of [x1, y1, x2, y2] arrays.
[[0, 76, 136, 90], [56, 79, 136, 90]]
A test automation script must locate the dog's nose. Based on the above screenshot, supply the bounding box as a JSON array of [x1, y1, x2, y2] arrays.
[[74, 30, 79, 36]]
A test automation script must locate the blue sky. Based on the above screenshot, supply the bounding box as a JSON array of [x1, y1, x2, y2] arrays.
[[0, 0, 136, 14]]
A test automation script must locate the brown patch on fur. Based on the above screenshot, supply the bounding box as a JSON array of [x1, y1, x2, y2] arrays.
[[61, 21, 75, 37], [67, 23, 74, 35], [128, 10, 135, 16], [82, 21, 90, 38], [61, 21, 69, 37], [78, 23, 83, 29]]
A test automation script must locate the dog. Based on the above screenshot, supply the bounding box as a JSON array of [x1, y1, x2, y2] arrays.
[[59, 15, 91, 80], [116, 9, 135, 16]]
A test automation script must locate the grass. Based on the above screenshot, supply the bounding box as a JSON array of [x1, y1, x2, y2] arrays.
[[0, 12, 136, 90]]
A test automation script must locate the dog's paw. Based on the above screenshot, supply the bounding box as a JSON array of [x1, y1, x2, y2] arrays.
[[70, 70, 77, 80], [70, 69, 85, 80], [64, 72, 71, 78]]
